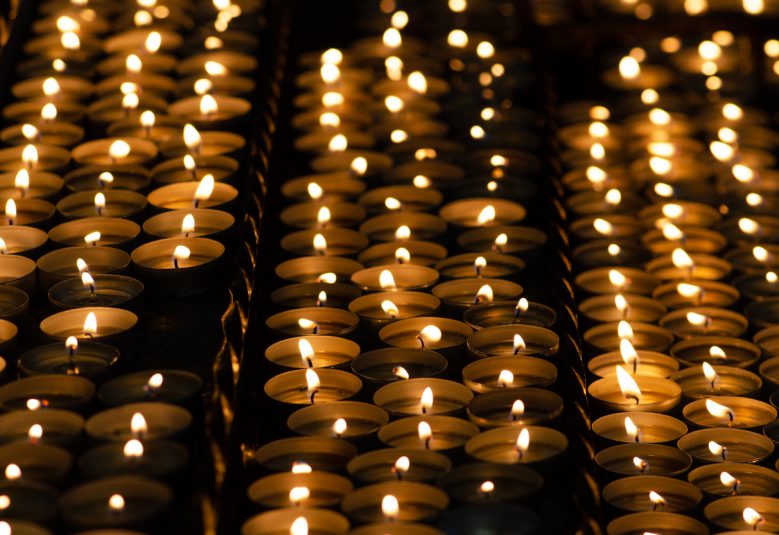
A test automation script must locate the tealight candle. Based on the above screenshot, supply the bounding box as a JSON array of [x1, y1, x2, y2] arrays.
[[275, 256, 363, 284], [584, 321, 674, 353], [36, 246, 131, 292], [265, 336, 360, 369], [351, 265, 439, 292], [281, 227, 368, 257], [458, 225, 547, 258], [588, 368, 681, 413], [671, 337, 761, 369], [71, 138, 157, 167], [704, 496, 779, 532], [588, 345, 679, 378], [592, 412, 687, 445], [606, 512, 707, 535], [18, 340, 120, 379], [265, 308, 358, 338], [286, 401, 388, 440], [0, 170, 63, 200], [672, 366, 762, 400], [85, 403, 192, 442], [659, 307, 748, 339], [350, 348, 448, 385], [378, 415, 479, 451], [579, 294, 666, 324], [677, 428, 774, 464], [373, 378, 473, 416], [432, 279, 523, 316], [271, 282, 361, 309], [595, 444, 692, 478], [130, 237, 226, 295], [0, 226, 47, 257], [467, 325, 559, 359], [347, 448, 452, 483], [64, 166, 151, 192], [575, 267, 659, 297], [242, 508, 348, 535], [683, 396, 775, 429], [464, 425, 568, 466], [78, 439, 189, 481], [98, 370, 202, 407], [0, 374, 95, 412], [464, 299, 557, 330], [467, 387, 564, 428], [357, 240, 448, 267], [264, 369, 361, 405], [0, 408, 83, 447], [340, 481, 449, 523], [646, 251, 732, 281], [254, 437, 357, 473], [462, 356, 557, 393], [688, 462, 779, 497], [0, 198, 55, 228], [48, 218, 141, 249], [359, 212, 447, 242], [652, 280, 740, 309], [602, 475, 702, 514], [247, 472, 352, 509], [146, 180, 239, 213]]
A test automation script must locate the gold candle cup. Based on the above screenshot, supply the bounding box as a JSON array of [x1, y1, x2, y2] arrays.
[[462, 356, 557, 394], [678, 428, 774, 464], [281, 172, 366, 201], [378, 415, 479, 451], [341, 481, 448, 524], [583, 322, 674, 353], [592, 411, 687, 445], [435, 253, 525, 280], [596, 443, 692, 478], [287, 401, 388, 439], [683, 396, 774, 429], [464, 425, 568, 465], [280, 201, 366, 229], [347, 448, 452, 483], [687, 462, 779, 497], [264, 336, 360, 369], [579, 293, 666, 324], [432, 278, 523, 314], [359, 212, 446, 242], [242, 508, 348, 535], [646, 253, 732, 281], [652, 280, 739, 310], [659, 307, 748, 339], [463, 300, 556, 330], [467, 325, 559, 359], [48, 217, 140, 249], [458, 225, 547, 256], [275, 256, 363, 284], [704, 496, 779, 532], [247, 472, 352, 509], [373, 378, 473, 417], [671, 337, 761, 369], [281, 227, 368, 257], [351, 265, 439, 292], [606, 512, 707, 535], [588, 375, 681, 414], [263, 368, 362, 405], [358, 185, 443, 214], [672, 368, 762, 400], [350, 348, 448, 385], [641, 226, 727, 256], [271, 282, 361, 309], [575, 267, 659, 296], [253, 437, 357, 473], [467, 387, 564, 428], [588, 350, 679, 379], [357, 241, 447, 267], [265, 307, 359, 338], [602, 475, 702, 514]]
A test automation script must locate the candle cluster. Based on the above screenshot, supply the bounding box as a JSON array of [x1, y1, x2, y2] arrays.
[[561, 29, 779, 535], [0, 0, 267, 531], [241, 3, 579, 535]]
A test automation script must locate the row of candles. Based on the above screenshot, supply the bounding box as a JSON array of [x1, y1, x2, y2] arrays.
[[561, 29, 779, 534], [238, 3, 587, 534], [0, 0, 268, 531]]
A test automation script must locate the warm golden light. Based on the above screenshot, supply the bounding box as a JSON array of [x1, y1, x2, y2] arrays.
[[616, 365, 641, 404]]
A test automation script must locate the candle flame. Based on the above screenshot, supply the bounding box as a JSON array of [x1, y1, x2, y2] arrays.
[[173, 245, 191, 262], [333, 417, 347, 436], [475, 284, 494, 303], [516, 428, 530, 453], [619, 56, 640, 79], [21, 145, 38, 167], [614, 294, 628, 313], [379, 269, 396, 290], [419, 325, 442, 346], [753, 246, 770, 262], [723, 103, 744, 121], [126, 54, 142, 73], [298, 318, 317, 332], [318, 112, 340, 127], [633, 456, 647, 472], [407, 71, 427, 94], [140, 110, 155, 129], [109, 140, 131, 161], [41, 102, 57, 122], [395, 247, 411, 264], [616, 365, 641, 403], [393, 366, 409, 380], [590, 143, 605, 160], [648, 142, 675, 158], [705, 398, 733, 420], [625, 416, 639, 442], [732, 164, 754, 183], [654, 183, 674, 197], [181, 213, 196, 235], [298, 339, 315, 366], [317, 272, 336, 284], [183, 124, 202, 150], [84, 231, 101, 245], [420, 386, 433, 413], [746, 193, 764, 207], [194, 174, 215, 203], [677, 283, 701, 299], [194, 78, 213, 95], [618, 320, 633, 340], [686, 311, 708, 326], [289, 486, 309, 505], [620, 338, 639, 368], [605, 189, 621, 206], [77, 258, 89, 273], [662, 223, 684, 241], [147, 373, 163, 389], [649, 491, 666, 507], [385, 95, 404, 113], [28, 424, 42, 443], [609, 269, 627, 289], [768, 271, 778, 283], [593, 218, 613, 235], [720, 471, 739, 489], [320, 48, 342, 65], [498, 369, 514, 387], [316, 206, 331, 226], [708, 440, 726, 458], [322, 92, 344, 107], [83, 311, 97, 336], [123, 439, 143, 458], [511, 399, 525, 418], [61, 31, 80, 50], [291, 461, 311, 474], [395, 225, 411, 240], [382, 494, 400, 519], [4, 464, 19, 481], [109, 494, 125, 511], [671, 248, 694, 269], [199, 94, 218, 115], [305, 368, 320, 395], [328, 134, 347, 152], [743, 507, 763, 527], [661, 203, 683, 219], [99, 172, 114, 186], [586, 166, 607, 185], [131, 412, 147, 435], [4, 199, 16, 222], [144, 30, 161, 53], [381, 300, 399, 318], [204, 61, 226, 76], [290, 517, 308, 535], [307, 182, 323, 200]]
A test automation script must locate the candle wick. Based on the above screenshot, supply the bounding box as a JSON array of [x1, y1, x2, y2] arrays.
[[306, 357, 313, 368], [721, 446, 728, 461], [732, 480, 740, 495], [627, 394, 640, 405], [7, 218, 13, 226], [395, 470, 402, 481], [632, 359, 637, 374], [173, 258, 180, 269], [416, 335, 425, 349], [309, 389, 318, 404], [728, 410, 734, 427], [421, 406, 427, 415], [424, 436, 430, 450], [193, 199, 200, 209]]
